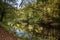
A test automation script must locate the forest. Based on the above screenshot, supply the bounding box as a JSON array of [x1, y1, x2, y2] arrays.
[[0, 0, 60, 40]]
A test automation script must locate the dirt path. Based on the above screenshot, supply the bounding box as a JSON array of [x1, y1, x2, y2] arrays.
[[0, 27, 21, 40]]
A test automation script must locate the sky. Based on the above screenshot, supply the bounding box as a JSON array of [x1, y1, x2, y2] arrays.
[[3, 0, 22, 9], [3, 0, 37, 9]]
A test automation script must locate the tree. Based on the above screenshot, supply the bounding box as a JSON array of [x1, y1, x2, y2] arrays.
[[17, 0, 60, 40], [0, 0, 60, 40]]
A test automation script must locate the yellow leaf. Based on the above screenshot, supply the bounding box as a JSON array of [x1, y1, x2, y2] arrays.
[[35, 29, 38, 32], [47, 8, 51, 13], [16, 24, 20, 27], [28, 25, 33, 30]]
